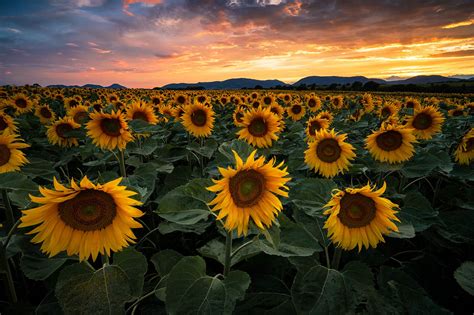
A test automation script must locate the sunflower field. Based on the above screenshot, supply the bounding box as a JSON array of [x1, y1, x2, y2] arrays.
[[0, 86, 473, 314]]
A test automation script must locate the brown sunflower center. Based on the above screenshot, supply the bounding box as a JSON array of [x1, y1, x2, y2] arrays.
[[73, 111, 89, 124], [152, 97, 161, 105], [376, 130, 403, 151], [132, 111, 149, 121], [69, 100, 78, 108], [221, 97, 227, 104], [316, 138, 341, 162], [252, 101, 260, 109], [309, 121, 322, 136], [308, 99, 316, 108], [58, 190, 117, 231], [270, 107, 280, 115], [338, 193, 376, 228], [56, 123, 73, 138], [40, 107, 52, 118], [15, 98, 27, 108], [198, 96, 206, 103], [236, 112, 244, 123], [93, 104, 102, 112], [229, 169, 265, 207], [248, 118, 268, 137], [109, 96, 117, 102], [412, 113, 432, 130], [263, 97, 272, 105], [291, 105, 302, 114], [406, 101, 414, 108], [463, 138, 474, 152], [177, 96, 186, 104], [100, 118, 122, 137], [0, 144, 11, 166], [284, 95, 290, 101], [452, 110, 463, 116], [381, 107, 391, 117], [0, 117, 7, 131], [191, 109, 207, 127]]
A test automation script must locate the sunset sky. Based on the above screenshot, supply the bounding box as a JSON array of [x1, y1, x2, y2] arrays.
[[1, 0, 473, 88]]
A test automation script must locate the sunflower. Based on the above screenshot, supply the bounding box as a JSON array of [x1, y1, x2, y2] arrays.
[[250, 100, 262, 109], [279, 93, 292, 103], [317, 110, 334, 124], [11, 93, 33, 114], [19, 176, 143, 261], [361, 93, 374, 112], [404, 98, 420, 110], [194, 94, 209, 105], [237, 107, 280, 148], [172, 105, 185, 120], [305, 116, 330, 140], [269, 103, 285, 118], [151, 95, 162, 107], [207, 150, 290, 236], [304, 129, 355, 178], [261, 95, 275, 106], [250, 92, 259, 100], [448, 106, 465, 117], [158, 104, 174, 122], [306, 96, 321, 113], [47, 117, 81, 147], [67, 105, 90, 125], [454, 128, 474, 165], [86, 110, 133, 150], [331, 96, 344, 109], [219, 96, 229, 106], [323, 182, 400, 251], [0, 134, 29, 173], [107, 93, 119, 104], [378, 103, 398, 119], [0, 112, 18, 135], [64, 97, 81, 110], [405, 106, 444, 140], [181, 103, 215, 138], [174, 93, 188, 106], [286, 102, 306, 121], [233, 108, 246, 127], [126, 102, 158, 125], [35, 105, 56, 124], [366, 124, 416, 164]]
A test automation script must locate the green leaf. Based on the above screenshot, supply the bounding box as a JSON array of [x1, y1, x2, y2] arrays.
[[20, 253, 68, 281], [293, 207, 331, 248], [258, 214, 322, 257], [114, 247, 148, 297], [156, 178, 213, 225], [399, 192, 439, 232], [165, 256, 250, 315], [454, 261, 474, 296], [158, 221, 212, 235], [438, 210, 474, 242], [290, 178, 337, 216], [217, 139, 254, 162], [0, 172, 38, 192], [198, 238, 261, 267], [21, 157, 58, 179], [388, 224, 416, 239], [151, 249, 183, 277], [55, 263, 132, 314], [186, 139, 218, 159]]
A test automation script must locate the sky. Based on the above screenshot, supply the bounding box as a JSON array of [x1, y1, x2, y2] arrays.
[[0, 0, 473, 88]]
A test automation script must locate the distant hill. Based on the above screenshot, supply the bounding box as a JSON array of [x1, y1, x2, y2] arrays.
[[162, 78, 287, 89], [386, 75, 462, 85], [293, 76, 386, 86], [47, 83, 127, 89]]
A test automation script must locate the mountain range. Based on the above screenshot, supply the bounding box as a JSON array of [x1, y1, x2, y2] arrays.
[[46, 83, 127, 89]]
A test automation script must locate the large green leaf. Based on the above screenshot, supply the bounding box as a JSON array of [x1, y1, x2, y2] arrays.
[[150, 249, 184, 277], [186, 139, 218, 159], [293, 207, 331, 248], [399, 192, 439, 232], [20, 253, 68, 281], [290, 178, 337, 216], [165, 256, 250, 315], [114, 247, 148, 298], [156, 178, 213, 225], [454, 261, 474, 296], [0, 172, 38, 191], [198, 238, 261, 267], [55, 263, 132, 314], [257, 214, 322, 257]]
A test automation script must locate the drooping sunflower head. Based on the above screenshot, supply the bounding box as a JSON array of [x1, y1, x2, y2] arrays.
[[0, 134, 29, 173], [19, 176, 143, 261], [286, 102, 306, 121], [208, 150, 290, 236], [323, 182, 400, 251], [158, 104, 174, 122], [237, 106, 280, 148], [47, 117, 81, 147], [454, 128, 474, 165], [269, 103, 285, 118], [0, 112, 18, 135], [181, 103, 215, 138], [172, 105, 185, 120], [67, 105, 90, 125], [86, 110, 133, 150], [361, 93, 374, 112], [405, 105, 445, 140], [305, 116, 330, 139], [11, 93, 33, 114], [126, 102, 158, 125], [233, 108, 246, 127], [35, 104, 56, 124], [306, 96, 321, 112], [316, 110, 334, 124], [366, 124, 416, 164], [304, 129, 356, 178]]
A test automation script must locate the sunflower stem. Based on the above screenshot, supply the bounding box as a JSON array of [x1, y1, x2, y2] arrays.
[[118, 149, 127, 178], [1, 241, 18, 303], [1, 189, 15, 232], [331, 247, 343, 270], [4, 219, 21, 249], [324, 246, 331, 269], [223, 230, 232, 277]]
